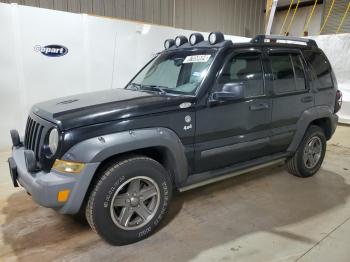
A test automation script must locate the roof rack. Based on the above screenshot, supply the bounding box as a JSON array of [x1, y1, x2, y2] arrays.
[[250, 35, 318, 48]]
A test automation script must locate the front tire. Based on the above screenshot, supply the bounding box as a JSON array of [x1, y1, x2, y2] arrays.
[[286, 125, 326, 178], [86, 156, 173, 245]]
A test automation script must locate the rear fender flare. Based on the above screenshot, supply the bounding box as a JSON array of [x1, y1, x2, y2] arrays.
[[287, 106, 334, 152]]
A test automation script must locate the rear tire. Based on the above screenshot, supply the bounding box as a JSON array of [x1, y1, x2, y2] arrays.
[[85, 156, 173, 245], [286, 125, 326, 178]]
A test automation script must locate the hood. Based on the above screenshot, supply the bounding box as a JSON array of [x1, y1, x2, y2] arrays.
[[32, 88, 193, 130]]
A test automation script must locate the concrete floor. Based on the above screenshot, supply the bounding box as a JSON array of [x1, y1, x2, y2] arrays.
[[1, 126, 350, 262]]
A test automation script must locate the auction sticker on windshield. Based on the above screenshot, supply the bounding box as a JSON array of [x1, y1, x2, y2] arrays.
[[183, 55, 211, 63]]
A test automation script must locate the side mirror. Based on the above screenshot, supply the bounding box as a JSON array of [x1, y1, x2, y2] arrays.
[[210, 82, 244, 102]]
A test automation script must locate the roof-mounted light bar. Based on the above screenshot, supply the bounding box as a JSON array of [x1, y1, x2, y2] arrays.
[[175, 35, 188, 47], [189, 33, 204, 45], [164, 39, 175, 49], [208, 32, 225, 45]]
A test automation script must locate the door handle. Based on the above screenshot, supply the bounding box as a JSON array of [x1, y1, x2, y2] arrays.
[[250, 103, 269, 111], [301, 96, 313, 103]]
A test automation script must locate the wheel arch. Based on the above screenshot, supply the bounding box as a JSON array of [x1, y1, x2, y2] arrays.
[[62, 127, 188, 188], [288, 106, 336, 152]]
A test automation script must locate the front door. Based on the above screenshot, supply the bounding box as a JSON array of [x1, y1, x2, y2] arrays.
[[194, 50, 272, 173]]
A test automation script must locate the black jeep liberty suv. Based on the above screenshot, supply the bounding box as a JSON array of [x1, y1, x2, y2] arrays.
[[8, 33, 342, 245]]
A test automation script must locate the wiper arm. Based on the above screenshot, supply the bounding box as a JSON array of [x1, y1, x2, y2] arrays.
[[140, 85, 168, 95], [127, 83, 168, 94], [126, 82, 142, 90]]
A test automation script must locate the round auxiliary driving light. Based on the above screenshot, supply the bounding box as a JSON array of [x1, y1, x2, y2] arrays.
[[164, 39, 175, 49], [208, 32, 225, 45], [175, 35, 188, 47], [189, 33, 204, 45]]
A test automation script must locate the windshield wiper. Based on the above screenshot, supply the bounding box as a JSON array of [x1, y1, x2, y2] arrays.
[[127, 83, 169, 95], [139, 84, 168, 95]]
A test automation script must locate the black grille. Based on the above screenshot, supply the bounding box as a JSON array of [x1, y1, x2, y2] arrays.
[[24, 116, 45, 160]]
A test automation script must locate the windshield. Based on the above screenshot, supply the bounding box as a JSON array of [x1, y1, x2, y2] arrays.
[[126, 49, 216, 95]]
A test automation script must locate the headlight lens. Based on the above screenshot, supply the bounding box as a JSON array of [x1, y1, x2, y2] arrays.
[[53, 159, 85, 174], [48, 128, 59, 155]]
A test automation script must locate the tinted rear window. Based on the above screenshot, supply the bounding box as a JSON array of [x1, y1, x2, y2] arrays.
[[269, 53, 306, 94], [303, 50, 333, 89]]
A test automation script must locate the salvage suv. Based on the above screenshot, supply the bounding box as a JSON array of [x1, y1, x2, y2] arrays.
[[8, 33, 342, 245]]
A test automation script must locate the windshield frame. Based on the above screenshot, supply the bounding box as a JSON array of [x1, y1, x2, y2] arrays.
[[125, 47, 220, 97]]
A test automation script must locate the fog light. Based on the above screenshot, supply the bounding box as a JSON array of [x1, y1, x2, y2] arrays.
[[57, 189, 70, 202], [53, 159, 85, 174]]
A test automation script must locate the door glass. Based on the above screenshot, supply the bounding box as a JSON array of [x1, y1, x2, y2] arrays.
[[291, 54, 306, 90], [303, 50, 333, 89], [218, 54, 264, 97], [270, 54, 295, 94]]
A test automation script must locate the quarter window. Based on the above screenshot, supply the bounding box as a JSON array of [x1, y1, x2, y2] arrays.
[[270, 53, 306, 94], [303, 51, 333, 89], [218, 54, 264, 97]]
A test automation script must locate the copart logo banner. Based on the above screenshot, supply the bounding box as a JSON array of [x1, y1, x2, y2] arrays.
[[34, 45, 68, 57]]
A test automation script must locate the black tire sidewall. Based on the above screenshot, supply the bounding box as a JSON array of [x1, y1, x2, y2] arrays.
[[91, 157, 172, 245], [296, 126, 326, 177]]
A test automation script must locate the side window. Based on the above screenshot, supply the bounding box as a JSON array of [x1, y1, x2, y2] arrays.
[[303, 50, 333, 89], [270, 53, 306, 94], [291, 54, 306, 90], [218, 53, 264, 97]]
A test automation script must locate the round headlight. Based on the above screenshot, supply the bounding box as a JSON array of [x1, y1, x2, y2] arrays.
[[164, 39, 175, 49], [208, 32, 225, 45], [189, 33, 204, 45], [175, 35, 188, 47], [48, 128, 59, 155]]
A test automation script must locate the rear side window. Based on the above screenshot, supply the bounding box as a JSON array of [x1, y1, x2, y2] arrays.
[[291, 55, 306, 90], [218, 53, 264, 97], [269, 53, 306, 94], [303, 50, 333, 89]]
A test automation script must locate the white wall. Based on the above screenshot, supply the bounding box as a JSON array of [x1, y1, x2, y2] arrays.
[[309, 34, 350, 123], [0, 3, 248, 150], [1, 3, 349, 151]]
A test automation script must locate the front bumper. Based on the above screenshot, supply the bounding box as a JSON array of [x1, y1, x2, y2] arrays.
[[8, 146, 99, 214]]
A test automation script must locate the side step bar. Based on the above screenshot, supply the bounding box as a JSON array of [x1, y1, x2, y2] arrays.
[[179, 154, 288, 192]]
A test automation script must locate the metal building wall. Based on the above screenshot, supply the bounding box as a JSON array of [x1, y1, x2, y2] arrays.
[[322, 0, 350, 34], [0, 0, 264, 36]]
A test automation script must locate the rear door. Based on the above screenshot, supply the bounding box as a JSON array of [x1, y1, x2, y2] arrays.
[[194, 49, 272, 173], [266, 48, 314, 153]]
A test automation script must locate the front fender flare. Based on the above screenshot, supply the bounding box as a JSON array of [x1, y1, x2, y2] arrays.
[[62, 127, 188, 186]]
